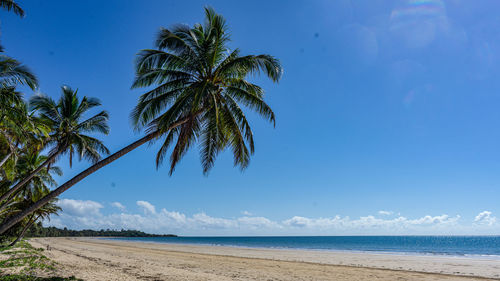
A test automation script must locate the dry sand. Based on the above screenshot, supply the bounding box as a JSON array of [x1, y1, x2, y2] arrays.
[[29, 237, 500, 281]]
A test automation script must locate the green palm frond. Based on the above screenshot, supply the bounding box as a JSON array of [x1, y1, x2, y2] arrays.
[[132, 6, 282, 175], [28, 86, 110, 167], [10, 151, 62, 201], [0, 55, 38, 89], [0, 0, 24, 17]]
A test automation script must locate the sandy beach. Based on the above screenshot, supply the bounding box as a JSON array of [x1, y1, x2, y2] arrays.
[[26, 237, 500, 281]]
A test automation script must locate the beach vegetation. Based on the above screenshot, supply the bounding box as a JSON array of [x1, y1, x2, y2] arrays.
[[0, 86, 110, 212], [0, 240, 82, 280], [22, 223, 177, 238]]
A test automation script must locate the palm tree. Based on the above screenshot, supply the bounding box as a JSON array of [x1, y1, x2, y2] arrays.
[[0, 86, 110, 210], [2, 151, 62, 206], [7, 200, 60, 247], [0, 7, 282, 235], [0, 87, 23, 168], [0, 152, 61, 246], [0, 152, 61, 215], [0, 58, 38, 157], [131, 7, 281, 174], [0, 0, 24, 17], [0, 55, 38, 89], [0, 92, 48, 172]]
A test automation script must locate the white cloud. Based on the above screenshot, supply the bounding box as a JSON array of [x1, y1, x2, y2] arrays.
[[137, 201, 156, 214], [241, 210, 253, 216], [192, 213, 237, 229], [238, 216, 280, 229], [160, 209, 186, 223], [46, 199, 498, 235], [282, 214, 460, 232], [57, 199, 103, 217], [474, 211, 496, 226], [389, 0, 450, 49], [378, 210, 393, 216], [111, 202, 126, 211]]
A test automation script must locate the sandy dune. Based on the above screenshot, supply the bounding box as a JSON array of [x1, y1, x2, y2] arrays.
[[29, 237, 500, 281]]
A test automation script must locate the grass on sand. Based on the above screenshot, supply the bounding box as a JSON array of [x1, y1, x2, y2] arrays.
[[0, 240, 82, 281]]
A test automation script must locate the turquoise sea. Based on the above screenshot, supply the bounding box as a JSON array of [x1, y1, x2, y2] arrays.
[[106, 236, 500, 258]]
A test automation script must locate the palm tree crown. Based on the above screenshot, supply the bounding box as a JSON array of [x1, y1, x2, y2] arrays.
[[0, 90, 48, 179], [0, 86, 110, 210], [29, 86, 110, 167], [14, 152, 62, 199], [1, 152, 61, 215], [132, 7, 282, 174]]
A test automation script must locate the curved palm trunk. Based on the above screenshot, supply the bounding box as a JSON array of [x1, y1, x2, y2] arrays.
[[0, 113, 196, 235], [0, 150, 61, 211], [0, 151, 12, 168], [0, 131, 161, 235], [9, 214, 39, 247]]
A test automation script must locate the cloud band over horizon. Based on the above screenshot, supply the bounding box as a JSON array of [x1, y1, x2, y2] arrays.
[[44, 199, 499, 236]]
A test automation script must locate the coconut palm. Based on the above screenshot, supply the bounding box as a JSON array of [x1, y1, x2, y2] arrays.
[[0, 92, 48, 173], [0, 87, 23, 169], [0, 86, 22, 111], [1, 152, 61, 246], [2, 152, 62, 206], [0, 7, 282, 234], [29, 86, 110, 167], [0, 86, 110, 210], [0, 60, 39, 163], [131, 7, 281, 174], [7, 200, 60, 246], [0, 152, 61, 215]]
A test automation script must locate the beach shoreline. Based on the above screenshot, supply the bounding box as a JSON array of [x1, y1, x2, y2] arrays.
[[28, 237, 500, 280], [98, 236, 500, 261]]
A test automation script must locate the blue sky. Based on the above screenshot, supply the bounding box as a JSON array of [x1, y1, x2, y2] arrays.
[[4, 0, 500, 235]]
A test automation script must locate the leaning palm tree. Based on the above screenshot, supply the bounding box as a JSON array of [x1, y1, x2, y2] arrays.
[[0, 152, 61, 216], [0, 152, 62, 246], [0, 7, 282, 234], [1, 151, 62, 209], [7, 199, 60, 247], [0, 86, 110, 210], [1, 153, 61, 246]]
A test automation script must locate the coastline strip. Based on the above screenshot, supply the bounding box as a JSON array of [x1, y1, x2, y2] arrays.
[[29, 237, 500, 281]]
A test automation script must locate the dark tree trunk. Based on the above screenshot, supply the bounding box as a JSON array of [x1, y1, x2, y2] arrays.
[[0, 131, 161, 235], [0, 113, 196, 235], [9, 214, 39, 247]]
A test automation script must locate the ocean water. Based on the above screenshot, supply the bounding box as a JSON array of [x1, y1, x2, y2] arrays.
[[105, 236, 500, 258]]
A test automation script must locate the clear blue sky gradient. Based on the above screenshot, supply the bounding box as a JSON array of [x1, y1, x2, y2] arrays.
[[3, 0, 500, 234]]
